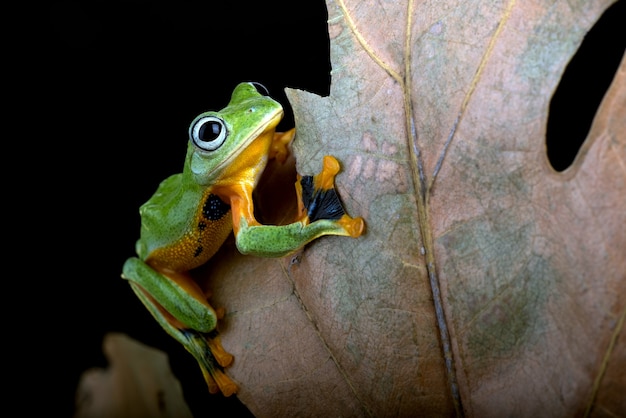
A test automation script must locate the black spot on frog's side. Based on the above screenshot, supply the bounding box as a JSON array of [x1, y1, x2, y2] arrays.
[[202, 194, 231, 221], [299, 176, 345, 222], [194, 222, 206, 257], [192, 194, 231, 258]]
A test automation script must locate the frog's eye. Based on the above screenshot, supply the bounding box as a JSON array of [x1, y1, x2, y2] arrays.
[[191, 116, 228, 151], [250, 82, 270, 96]]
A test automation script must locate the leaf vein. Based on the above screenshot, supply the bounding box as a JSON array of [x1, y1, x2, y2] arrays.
[[429, 0, 518, 190], [335, 0, 403, 84], [280, 260, 374, 417], [583, 305, 626, 417]]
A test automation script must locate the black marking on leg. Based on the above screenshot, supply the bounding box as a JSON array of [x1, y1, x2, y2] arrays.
[[300, 175, 345, 222], [194, 245, 203, 257], [202, 194, 230, 221], [182, 329, 225, 372], [300, 176, 315, 213]]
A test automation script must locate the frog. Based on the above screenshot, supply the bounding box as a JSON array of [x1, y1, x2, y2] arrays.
[[122, 82, 365, 396]]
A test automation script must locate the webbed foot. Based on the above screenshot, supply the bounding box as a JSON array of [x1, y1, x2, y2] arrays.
[[122, 260, 238, 396], [296, 155, 365, 237], [183, 329, 238, 396]]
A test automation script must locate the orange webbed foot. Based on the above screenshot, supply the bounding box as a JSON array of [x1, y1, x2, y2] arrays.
[[294, 155, 365, 238], [184, 329, 238, 396]]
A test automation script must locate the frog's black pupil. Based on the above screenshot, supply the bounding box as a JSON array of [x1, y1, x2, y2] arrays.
[[199, 121, 221, 142]]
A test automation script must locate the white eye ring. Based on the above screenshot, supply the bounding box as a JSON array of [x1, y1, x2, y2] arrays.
[[190, 116, 227, 151]]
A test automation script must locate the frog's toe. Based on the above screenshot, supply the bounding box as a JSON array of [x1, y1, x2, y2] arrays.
[[318, 155, 341, 189], [207, 332, 234, 367], [216, 373, 238, 397], [201, 366, 238, 396], [338, 214, 366, 238], [204, 372, 219, 394]]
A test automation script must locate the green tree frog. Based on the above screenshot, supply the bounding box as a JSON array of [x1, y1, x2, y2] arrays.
[[122, 82, 364, 396]]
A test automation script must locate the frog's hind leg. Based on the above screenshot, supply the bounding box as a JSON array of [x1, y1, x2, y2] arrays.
[[127, 280, 238, 396], [295, 155, 364, 238], [122, 259, 238, 395]]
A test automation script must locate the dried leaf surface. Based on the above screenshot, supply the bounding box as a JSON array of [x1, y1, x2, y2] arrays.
[[208, 0, 626, 416]]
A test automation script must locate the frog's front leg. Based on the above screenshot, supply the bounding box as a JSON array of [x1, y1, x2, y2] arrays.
[[232, 155, 365, 257], [122, 258, 238, 396], [269, 128, 295, 163]]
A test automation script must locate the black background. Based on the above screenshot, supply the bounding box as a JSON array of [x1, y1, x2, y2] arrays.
[[37, 1, 329, 417], [28, 1, 622, 417]]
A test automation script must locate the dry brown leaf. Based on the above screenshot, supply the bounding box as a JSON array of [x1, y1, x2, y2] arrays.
[[74, 333, 192, 418], [206, 0, 626, 416]]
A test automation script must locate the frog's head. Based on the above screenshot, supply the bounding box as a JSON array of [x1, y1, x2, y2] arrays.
[[186, 82, 284, 185]]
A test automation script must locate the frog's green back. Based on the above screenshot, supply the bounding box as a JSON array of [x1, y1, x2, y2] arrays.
[[135, 172, 204, 260]]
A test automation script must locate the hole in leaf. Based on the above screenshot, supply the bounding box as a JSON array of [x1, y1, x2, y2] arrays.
[[546, 0, 624, 172]]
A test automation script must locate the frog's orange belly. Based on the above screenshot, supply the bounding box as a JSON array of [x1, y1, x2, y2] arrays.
[[147, 206, 233, 272]]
